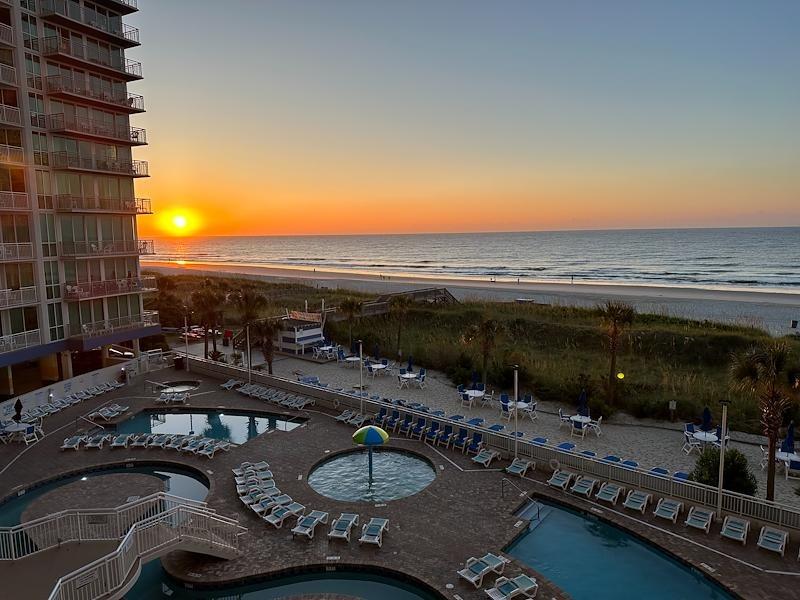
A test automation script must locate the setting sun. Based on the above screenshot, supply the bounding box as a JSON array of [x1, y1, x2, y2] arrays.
[[172, 215, 188, 229], [150, 207, 203, 237]]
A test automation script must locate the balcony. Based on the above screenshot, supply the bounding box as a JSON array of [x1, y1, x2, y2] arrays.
[[54, 195, 151, 214], [0, 145, 24, 165], [46, 75, 145, 113], [0, 192, 31, 211], [0, 23, 12, 47], [0, 104, 21, 127], [40, 37, 143, 81], [94, 0, 138, 16], [0, 330, 41, 355], [47, 113, 147, 145], [39, 0, 140, 48], [59, 239, 155, 258], [68, 310, 158, 339], [0, 243, 34, 262], [50, 152, 149, 177], [0, 64, 16, 87], [64, 276, 156, 301], [0, 286, 38, 309]]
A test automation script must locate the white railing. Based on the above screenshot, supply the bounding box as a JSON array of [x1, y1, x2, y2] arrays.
[[187, 355, 800, 533], [0, 243, 34, 261], [0, 23, 11, 46], [0, 103, 20, 125], [0, 286, 37, 309], [0, 64, 16, 86], [64, 277, 157, 300], [40, 37, 143, 79], [0, 329, 40, 355], [45, 75, 145, 112], [0, 192, 31, 211], [68, 310, 159, 338], [0, 144, 24, 165], [59, 239, 155, 257], [54, 195, 151, 213]]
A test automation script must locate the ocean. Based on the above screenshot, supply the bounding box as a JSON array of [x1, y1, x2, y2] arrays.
[[149, 228, 800, 293]]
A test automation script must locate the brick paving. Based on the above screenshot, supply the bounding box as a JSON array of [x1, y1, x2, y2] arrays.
[[0, 369, 797, 599]]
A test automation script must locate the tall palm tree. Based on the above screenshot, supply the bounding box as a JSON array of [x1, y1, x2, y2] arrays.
[[599, 300, 635, 406], [389, 295, 413, 357], [253, 318, 281, 375], [730, 341, 797, 501], [465, 317, 502, 385], [339, 298, 362, 349], [191, 282, 226, 358], [232, 287, 266, 326]]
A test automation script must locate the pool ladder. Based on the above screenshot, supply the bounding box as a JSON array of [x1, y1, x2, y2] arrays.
[[501, 477, 541, 521]]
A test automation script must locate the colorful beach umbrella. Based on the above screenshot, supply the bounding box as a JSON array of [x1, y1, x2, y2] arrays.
[[353, 425, 389, 482]]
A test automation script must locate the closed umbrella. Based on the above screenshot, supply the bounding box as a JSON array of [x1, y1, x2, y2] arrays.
[[407, 356, 414, 373], [353, 425, 389, 483], [577, 389, 588, 417], [471, 370, 480, 390], [782, 422, 795, 453], [701, 407, 713, 432], [373, 343, 380, 360]]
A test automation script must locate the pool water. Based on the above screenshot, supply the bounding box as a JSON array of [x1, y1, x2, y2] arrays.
[[308, 448, 435, 502], [0, 466, 208, 527], [116, 410, 302, 444], [508, 501, 733, 600], [129, 566, 438, 599]]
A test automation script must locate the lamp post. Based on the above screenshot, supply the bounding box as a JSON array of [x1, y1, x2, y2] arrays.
[[513, 364, 519, 459], [183, 306, 190, 372], [246, 324, 251, 384], [358, 339, 364, 416], [717, 398, 731, 516]]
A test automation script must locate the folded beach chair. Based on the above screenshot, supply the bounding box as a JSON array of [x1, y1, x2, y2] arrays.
[[358, 517, 389, 548], [720, 516, 750, 545], [685, 506, 715, 533], [232, 461, 269, 476], [505, 458, 533, 477], [60, 435, 85, 450], [595, 482, 623, 505], [757, 526, 788, 556], [220, 379, 243, 390], [197, 441, 224, 458], [456, 552, 508, 588], [236, 478, 276, 495], [328, 513, 359, 542], [653, 498, 683, 523], [243, 489, 281, 508], [85, 434, 111, 449], [263, 502, 305, 528], [291, 510, 329, 539], [110, 434, 131, 449], [129, 434, 152, 448], [622, 489, 651, 514], [165, 435, 190, 450], [147, 434, 170, 448], [235, 469, 273, 484], [546, 469, 573, 490], [485, 574, 538, 600], [348, 413, 369, 427], [570, 476, 598, 498], [471, 449, 500, 467], [334, 409, 355, 423]]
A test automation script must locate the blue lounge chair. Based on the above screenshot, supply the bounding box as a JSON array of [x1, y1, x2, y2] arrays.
[[436, 423, 454, 447], [424, 421, 440, 443], [531, 436, 548, 445], [465, 432, 483, 455], [397, 415, 414, 435], [385, 410, 401, 430], [374, 407, 388, 425], [451, 428, 469, 452], [466, 417, 484, 427], [650, 467, 670, 477], [602, 455, 621, 463], [410, 417, 426, 439], [580, 450, 596, 457], [621, 460, 639, 469], [673, 471, 689, 481], [556, 442, 575, 451]]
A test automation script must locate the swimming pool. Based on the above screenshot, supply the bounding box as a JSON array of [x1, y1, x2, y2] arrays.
[[508, 501, 733, 600], [116, 409, 302, 444], [0, 465, 209, 527], [129, 566, 439, 599], [308, 448, 436, 502]]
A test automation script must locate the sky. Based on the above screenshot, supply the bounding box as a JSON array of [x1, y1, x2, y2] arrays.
[[128, 1, 800, 237]]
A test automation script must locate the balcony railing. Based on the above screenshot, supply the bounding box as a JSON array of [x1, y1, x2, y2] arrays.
[[40, 36, 143, 80], [0, 192, 30, 211], [0, 145, 24, 165], [0, 243, 34, 261], [0, 64, 15, 87], [47, 113, 147, 145], [46, 75, 145, 112], [50, 152, 149, 177], [0, 104, 21, 126], [0, 286, 38, 309], [59, 239, 155, 257], [54, 195, 151, 214], [64, 276, 156, 300], [0, 329, 41, 354], [0, 23, 12, 46], [99, 0, 138, 14], [39, 0, 140, 46], [68, 310, 158, 338]]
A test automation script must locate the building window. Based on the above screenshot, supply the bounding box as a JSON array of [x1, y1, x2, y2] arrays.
[[25, 53, 42, 91], [32, 131, 48, 165], [21, 14, 38, 50], [29, 93, 45, 129], [43, 260, 60, 300], [48, 302, 64, 340]]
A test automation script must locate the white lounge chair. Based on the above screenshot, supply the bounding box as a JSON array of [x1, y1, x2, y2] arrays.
[[60, 435, 85, 451], [653, 498, 683, 523], [471, 449, 500, 467], [485, 574, 538, 600], [358, 517, 389, 547], [110, 434, 131, 449], [328, 513, 359, 542], [622, 489, 651, 514], [456, 553, 507, 588], [720, 516, 749, 545], [685, 506, 715, 533], [291, 510, 329, 539], [595, 482, 623, 505], [264, 502, 305, 528], [84, 434, 111, 449], [546, 470, 573, 491], [757, 526, 788, 556], [129, 434, 152, 448], [504, 458, 533, 477], [569, 476, 598, 498]]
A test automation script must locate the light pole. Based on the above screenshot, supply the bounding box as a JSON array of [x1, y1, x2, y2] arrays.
[[358, 340, 364, 416], [246, 324, 251, 384], [513, 364, 519, 459], [717, 398, 731, 516], [183, 307, 190, 372]]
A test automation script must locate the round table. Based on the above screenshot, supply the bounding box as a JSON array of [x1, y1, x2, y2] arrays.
[[776, 451, 800, 463], [465, 390, 484, 399], [344, 356, 361, 366], [400, 373, 417, 380], [570, 415, 590, 424], [2, 422, 30, 442], [319, 345, 335, 352], [511, 402, 529, 411], [693, 431, 718, 443], [368, 363, 387, 374]]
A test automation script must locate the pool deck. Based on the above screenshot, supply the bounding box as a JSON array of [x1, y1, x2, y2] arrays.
[[0, 371, 798, 599]]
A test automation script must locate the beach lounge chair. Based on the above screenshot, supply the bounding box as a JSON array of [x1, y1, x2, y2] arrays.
[[601, 455, 621, 464], [328, 513, 359, 542], [485, 574, 538, 600], [165, 435, 190, 450], [348, 414, 369, 427], [264, 502, 305, 528], [88, 408, 119, 422], [471, 449, 500, 467], [436, 423, 454, 447], [110, 434, 131, 449], [505, 458, 533, 477], [220, 378, 242, 390], [250, 492, 290, 514], [531, 437, 548, 445], [85, 434, 111, 449], [456, 553, 508, 588], [649, 467, 670, 477], [546, 470, 573, 490], [335, 410, 355, 423], [155, 392, 173, 404], [129, 434, 152, 448], [757, 526, 788, 556], [397, 415, 414, 435], [291, 510, 329, 539], [424, 421, 441, 443], [237, 478, 276, 495], [451, 428, 469, 452], [623, 490, 651, 514], [570, 476, 598, 498], [595, 482, 623, 505], [673, 471, 690, 481], [653, 498, 683, 523], [685, 506, 715, 533], [720, 516, 750, 545], [556, 442, 575, 452], [197, 441, 224, 458], [147, 434, 170, 448], [358, 517, 389, 547], [410, 417, 427, 439], [60, 435, 85, 450], [621, 460, 639, 470], [235, 469, 274, 484], [465, 432, 484, 455]]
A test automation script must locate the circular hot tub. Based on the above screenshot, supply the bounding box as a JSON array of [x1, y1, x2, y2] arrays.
[[159, 380, 201, 393], [308, 448, 435, 502]]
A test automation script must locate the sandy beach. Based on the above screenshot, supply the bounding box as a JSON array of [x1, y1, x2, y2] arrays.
[[145, 259, 799, 335]]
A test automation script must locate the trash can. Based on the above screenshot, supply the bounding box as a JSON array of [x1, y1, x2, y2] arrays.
[[174, 356, 185, 370]]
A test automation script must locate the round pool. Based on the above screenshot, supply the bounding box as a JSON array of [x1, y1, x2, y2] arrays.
[[308, 448, 435, 502], [159, 380, 202, 393]]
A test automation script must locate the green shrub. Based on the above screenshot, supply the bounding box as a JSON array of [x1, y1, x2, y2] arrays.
[[689, 448, 758, 496]]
